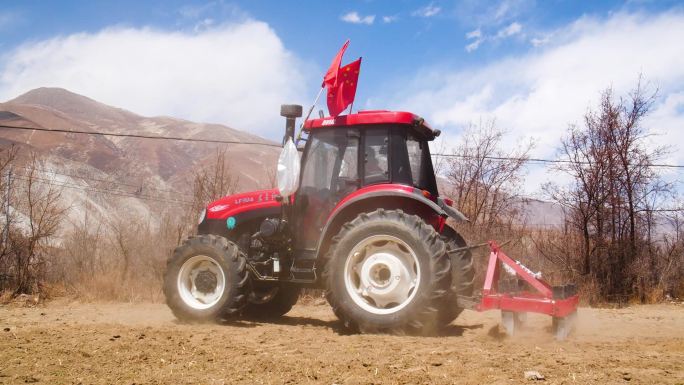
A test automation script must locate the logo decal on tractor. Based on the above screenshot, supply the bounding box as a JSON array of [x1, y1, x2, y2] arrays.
[[321, 119, 335, 126], [235, 197, 254, 205], [208, 204, 230, 212]]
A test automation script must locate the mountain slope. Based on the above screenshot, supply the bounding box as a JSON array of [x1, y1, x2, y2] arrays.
[[1, 87, 279, 188], [0, 87, 281, 231]]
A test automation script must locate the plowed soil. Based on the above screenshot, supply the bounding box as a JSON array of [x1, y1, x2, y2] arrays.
[[1, 301, 682, 384]]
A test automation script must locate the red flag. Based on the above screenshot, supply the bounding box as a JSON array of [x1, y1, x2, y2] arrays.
[[327, 57, 361, 117], [322, 39, 350, 88]]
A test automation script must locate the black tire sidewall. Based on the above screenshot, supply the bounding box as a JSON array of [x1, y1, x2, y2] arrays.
[[164, 236, 245, 321]]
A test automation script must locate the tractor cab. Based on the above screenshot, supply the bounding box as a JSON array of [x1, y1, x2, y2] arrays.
[[293, 111, 442, 256]]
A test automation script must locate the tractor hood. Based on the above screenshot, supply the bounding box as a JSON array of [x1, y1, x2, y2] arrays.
[[205, 189, 282, 220]]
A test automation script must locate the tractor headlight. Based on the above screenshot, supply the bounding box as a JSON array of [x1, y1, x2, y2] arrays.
[[198, 208, 206, 225]]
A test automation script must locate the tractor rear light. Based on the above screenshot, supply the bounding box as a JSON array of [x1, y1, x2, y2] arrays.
[[443, 197, 454, 207], [421, 190, 431, 198]]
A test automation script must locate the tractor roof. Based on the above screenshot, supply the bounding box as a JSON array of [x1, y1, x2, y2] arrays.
[[304, 110, 441, 139]]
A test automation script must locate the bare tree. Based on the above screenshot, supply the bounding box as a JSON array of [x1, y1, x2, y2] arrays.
[[2, 152, 68, 295], [0, 146, 18, 290], [192, 147, 240, 216], [545, 79, 674, 301], [446, 120, 532, 231]]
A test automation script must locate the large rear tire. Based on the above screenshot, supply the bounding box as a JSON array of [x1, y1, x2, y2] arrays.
[[322, 209, 451, 334], [437, 226, 475, 326], [242, 284, 301, 319], [164, 235, 249, 322]]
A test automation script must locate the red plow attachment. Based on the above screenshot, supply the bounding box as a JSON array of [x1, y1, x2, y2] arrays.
[[457, 241, 579, 340]]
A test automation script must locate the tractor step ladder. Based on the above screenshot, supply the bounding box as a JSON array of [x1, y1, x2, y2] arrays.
[[457, 241, 579, 340]]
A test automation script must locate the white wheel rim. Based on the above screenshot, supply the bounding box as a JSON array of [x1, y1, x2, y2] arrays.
[[344, 235, 420, 315], [177, 255, 226, 310]]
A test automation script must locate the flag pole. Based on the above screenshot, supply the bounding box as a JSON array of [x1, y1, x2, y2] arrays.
[[296, 86, 324, 146]]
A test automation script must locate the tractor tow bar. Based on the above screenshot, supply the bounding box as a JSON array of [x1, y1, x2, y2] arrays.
[[455, 240, 579, 340]]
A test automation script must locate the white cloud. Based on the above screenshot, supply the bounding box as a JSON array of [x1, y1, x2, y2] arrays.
[[465, 28, 484, 52], [530, 35, 551, 47], [0, 21, 312, 139], [465, 40, 482, 53], [178, 3, 216, 19], [177, 2, 246, 21], [455, 0, 532, 29], [464, 22, 522, 52], [496, 22, 522, 38], [341, 12, 375, 25], [193, 18, 215, 32], [466, 28, 482, 39], [382, 15, 399, 24], [387, 11, 684, 193], [412, 4, 441, 18]]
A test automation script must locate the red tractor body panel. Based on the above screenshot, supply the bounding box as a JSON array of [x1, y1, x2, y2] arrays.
[[304, 110, 440, 139], [206, 189, 281, 220]]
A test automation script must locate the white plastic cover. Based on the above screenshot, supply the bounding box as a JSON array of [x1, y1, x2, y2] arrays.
[[276, 138, 301, 197]]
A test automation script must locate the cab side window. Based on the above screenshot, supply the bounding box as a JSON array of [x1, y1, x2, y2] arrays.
[[363, 128, 389, 185]]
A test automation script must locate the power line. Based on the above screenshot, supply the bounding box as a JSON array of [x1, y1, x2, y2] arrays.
[[16, 165, 192, 197], [0, 123, 282, 148], [12, 174, 193, 206], [432, 153, 684, 169], [3, 122, 683, 169]]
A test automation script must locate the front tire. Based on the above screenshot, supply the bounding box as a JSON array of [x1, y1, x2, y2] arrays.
[[164, 235, 249, 322], [322, 209, 451, 334]]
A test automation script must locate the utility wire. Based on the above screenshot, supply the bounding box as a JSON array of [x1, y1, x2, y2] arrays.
[[12, 175, 193, 206], [3, 122, 683, 169], [15, 165, 192, 197], [432, 153, 684, 169], [0, 123, 282, 147]]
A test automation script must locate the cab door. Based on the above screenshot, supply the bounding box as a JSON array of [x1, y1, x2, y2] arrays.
[[294, 128, 359, 253]]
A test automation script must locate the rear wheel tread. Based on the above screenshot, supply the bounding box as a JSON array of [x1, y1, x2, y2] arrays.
[[321, 209, 450, 334]]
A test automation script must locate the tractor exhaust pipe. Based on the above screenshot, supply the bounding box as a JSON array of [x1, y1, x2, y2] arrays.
[[280, 104, 303, 145]]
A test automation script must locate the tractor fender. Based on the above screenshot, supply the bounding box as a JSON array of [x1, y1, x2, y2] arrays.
[[315, 184, 468, 259]]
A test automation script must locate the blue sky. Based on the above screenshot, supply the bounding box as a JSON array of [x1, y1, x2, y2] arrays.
[[2, 0, 680, 100], [1, 1, 683, 195]]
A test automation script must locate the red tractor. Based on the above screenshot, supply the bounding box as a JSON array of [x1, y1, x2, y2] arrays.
[[164, 105, 475, 333]]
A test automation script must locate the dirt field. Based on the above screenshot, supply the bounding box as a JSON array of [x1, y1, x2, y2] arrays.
[[0, 300, 682, 385]]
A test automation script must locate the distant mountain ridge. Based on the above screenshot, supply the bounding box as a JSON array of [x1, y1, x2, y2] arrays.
[[1, 87, 278, 183], [0, 87, 280, 231]]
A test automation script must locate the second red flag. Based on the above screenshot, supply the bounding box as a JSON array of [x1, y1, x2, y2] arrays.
[[327, 57, 361, 117]]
